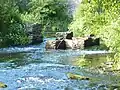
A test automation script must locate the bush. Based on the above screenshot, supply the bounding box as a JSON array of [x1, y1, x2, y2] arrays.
[[0, 0, 30, 47], [22, 0, 72, 33], [3, 23, 30, 46], [69, 0, 120, 52]]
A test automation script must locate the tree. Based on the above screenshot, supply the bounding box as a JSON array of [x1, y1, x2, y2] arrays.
[[22, 0, 72, 32], [0, 0, 29, 47], [69, 0, 120, 52]]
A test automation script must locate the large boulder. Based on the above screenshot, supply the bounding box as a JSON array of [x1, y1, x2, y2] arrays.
[[72, 37, 85, 49], [56, 31, 73, 40], [65, 39, 73, 49], [45, 40, 56, 50], [65, 38, 84, 49], [45, 38, 84, 50], [66, 31, 73, 39], [55, 40, 66, 50], [45, 39, 71, 50], [72, 36, 100, 49], [45, 34, 100, 50], [84, 35, 100, 48]]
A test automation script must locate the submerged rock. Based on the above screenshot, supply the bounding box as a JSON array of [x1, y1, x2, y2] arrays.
[[67, 73, 89, 80], [0, 82, 7, 88]]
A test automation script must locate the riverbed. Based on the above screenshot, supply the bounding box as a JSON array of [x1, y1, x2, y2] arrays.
[[0, 39, 120, 90]]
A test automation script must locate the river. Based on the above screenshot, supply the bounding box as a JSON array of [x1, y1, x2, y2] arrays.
[[0, 38, 120, 90]]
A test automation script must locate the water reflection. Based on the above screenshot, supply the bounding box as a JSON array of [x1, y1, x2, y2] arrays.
[[72, 54, 113, 67]]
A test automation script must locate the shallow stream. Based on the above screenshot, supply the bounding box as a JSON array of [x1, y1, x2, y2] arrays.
[[0, 38, 119, 90]]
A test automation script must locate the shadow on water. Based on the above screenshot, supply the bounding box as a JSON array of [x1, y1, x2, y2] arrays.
[[0, 39, 120, 90]]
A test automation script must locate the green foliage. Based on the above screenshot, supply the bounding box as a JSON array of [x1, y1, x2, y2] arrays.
[[0, 0, 72, 47], [3, 23, 30, 46], [0, 0, 30, 47], [69, 0, 120, 52], [22, 0, 72, 32], [16, 0, 30, 13]]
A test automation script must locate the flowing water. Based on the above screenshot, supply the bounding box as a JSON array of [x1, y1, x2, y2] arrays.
[[0, 38, 120, 90]]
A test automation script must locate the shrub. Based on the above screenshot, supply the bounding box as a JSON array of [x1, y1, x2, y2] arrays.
[[22, 0, 72, 33], [69, 0, 120, 52], [0, 0, 30, 47]]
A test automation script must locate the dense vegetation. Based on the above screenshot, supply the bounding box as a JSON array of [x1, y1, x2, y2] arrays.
[[69, 0, 120, 53], [22, 0, 72, 32], [0, 0, 30, 47], [0, 0, 71, 47]]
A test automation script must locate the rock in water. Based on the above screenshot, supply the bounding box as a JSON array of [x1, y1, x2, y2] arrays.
[[67, 73, 89, 80], [45, 33, 100, 50], [66, 31, 73, 39], [55, 40, 66, 50], [56, 31, 73, 40], [84, 34, 100, 48], [0, 82, 7, 88], [45, 40, 56, 49]]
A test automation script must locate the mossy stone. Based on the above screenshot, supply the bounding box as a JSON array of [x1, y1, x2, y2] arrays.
[[0, 82, 7, 88], [67, 73, 90, 80]]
